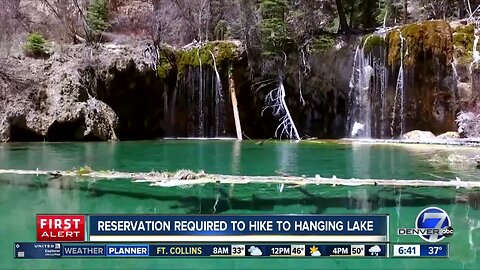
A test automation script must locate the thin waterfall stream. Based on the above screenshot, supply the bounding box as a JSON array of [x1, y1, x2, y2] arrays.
[[391, 31, 406, 138], [208, 50, 226, 137]]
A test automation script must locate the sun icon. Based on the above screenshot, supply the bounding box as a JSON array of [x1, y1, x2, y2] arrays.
[[310, 246, 321, 256]]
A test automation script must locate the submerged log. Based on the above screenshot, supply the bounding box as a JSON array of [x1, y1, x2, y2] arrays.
[[0, 169, 479, 190]]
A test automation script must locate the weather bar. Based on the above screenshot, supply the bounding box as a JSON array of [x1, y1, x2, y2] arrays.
[[14, 243, 388, 258], [392, 244, 449, 257]]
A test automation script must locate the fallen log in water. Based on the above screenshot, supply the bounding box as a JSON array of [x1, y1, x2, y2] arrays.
[[0, 169, 479, 190]]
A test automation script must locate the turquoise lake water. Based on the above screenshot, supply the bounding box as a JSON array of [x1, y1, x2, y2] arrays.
[[0, 140, 479, 269]]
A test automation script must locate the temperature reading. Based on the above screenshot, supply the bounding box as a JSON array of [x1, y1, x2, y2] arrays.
[[429, 246, 442, 255], [292, 247, 303, 254], [420, 245, 448, 257], [232, 246, 244, 254], [290, 245, 305, 256], [351, 245, 365, 256], [230, 245, 245, 256]]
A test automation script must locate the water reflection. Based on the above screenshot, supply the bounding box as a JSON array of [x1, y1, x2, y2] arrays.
[[1, 175, 480, 268], [347, 188, 372, 212], [2, 141, 480, 270], [276, 141, 298, 175], [0, 141, 479, 180], [231, 141, 241, 174], [351, 143, 371, 179]]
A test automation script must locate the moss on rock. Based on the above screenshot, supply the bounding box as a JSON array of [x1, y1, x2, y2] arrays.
[[362, 34, 386, 54], [176, 41, 237, 79], [386, 21, 453, 67], [157, 48, 175, 79], [452, 24, 479, 65]]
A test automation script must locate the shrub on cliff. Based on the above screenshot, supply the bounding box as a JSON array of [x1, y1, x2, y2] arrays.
[[456, 108, 480, 138], [87, 0, 109, 33], [24, 32, 50, 58]]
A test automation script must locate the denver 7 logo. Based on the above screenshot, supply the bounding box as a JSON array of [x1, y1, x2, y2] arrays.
[[415, 207, 452, 242]]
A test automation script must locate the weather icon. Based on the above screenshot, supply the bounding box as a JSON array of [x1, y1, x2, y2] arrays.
[[248, 246, 262, 256], [369, 245, 381, 256], [310, 246, 321, 256]]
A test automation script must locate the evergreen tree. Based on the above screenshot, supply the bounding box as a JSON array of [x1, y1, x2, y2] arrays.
[[87, 0, 109, 33], [24, 32, 49, 58], [259, 0, 289, 55]]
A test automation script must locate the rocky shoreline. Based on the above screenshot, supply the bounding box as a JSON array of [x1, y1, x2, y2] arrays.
[[343, 137, 480, 147]]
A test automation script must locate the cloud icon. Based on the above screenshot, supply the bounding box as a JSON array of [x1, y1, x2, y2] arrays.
[[368, 245, 381, 256], [248, 246, 262, 256], [311, 250, 321, 256]]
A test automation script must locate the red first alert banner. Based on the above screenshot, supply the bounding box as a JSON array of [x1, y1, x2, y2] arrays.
[[37, 215, 85, 242]]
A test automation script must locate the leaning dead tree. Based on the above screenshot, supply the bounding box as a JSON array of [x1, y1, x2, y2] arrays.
[[261, 71, 301, 141], [257, 52, 301, 141]]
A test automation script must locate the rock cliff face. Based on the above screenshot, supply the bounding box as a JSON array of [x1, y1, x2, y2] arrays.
[[387, 21, 458, 136], [0, 40, 251, 141], [1, 20, 478, 142], [349, 20, 480, 138], [284, 39, 354, 138], [0, 43, 152, 141], [0, 37, 356, 141]]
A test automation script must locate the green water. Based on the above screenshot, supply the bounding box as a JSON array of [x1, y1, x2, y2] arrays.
[[0, 140, 479, 270]]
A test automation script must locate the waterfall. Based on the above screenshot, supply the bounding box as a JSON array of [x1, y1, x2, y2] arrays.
[[473, 31, 480, 64], [382, 10, 388, 30], [452, 59, 460, 83], [348, 41, 372, 138], [348, 45, 360, 107], [471, 24, 480, 74], [378, 54, 387, 138], [197, 49, 204, 137], [170, 43, 242, 139], [348, 34, 388, 138], [391, 31, 406, 138], [208, 50, 226, 137]]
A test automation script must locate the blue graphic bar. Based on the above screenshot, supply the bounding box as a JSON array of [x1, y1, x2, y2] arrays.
[[105, 244, 150, 257], [14, 243, 389, 258], [420, 244, 449, 257], [14, 242, 61, 259], [393, 244, 449, 257], [62, 244, 105, 257], [88, 215, 388, 236]]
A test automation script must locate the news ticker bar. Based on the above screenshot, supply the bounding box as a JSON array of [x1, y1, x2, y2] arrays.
[[15, 243, 389, 258]]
